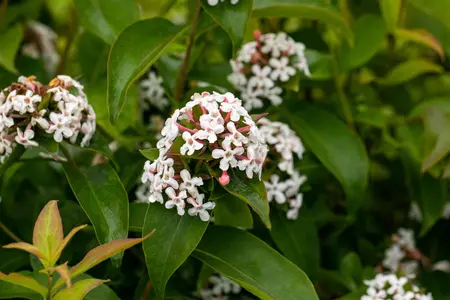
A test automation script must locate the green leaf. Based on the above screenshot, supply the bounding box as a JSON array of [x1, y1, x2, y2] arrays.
[[418, 173, 447, 235], [379, 0, 401, 32], [422, 108, 450, 172], [0, 24, 24, 74], [337, 15, 386, 72], [129, 203, 147, 232], [270, 209, 320, 281], [339, 252, 363, 291], [252, 0, 352, 44], [0, 249, 29, 273], [142, 203, 208, 300], [74, 0, 139, 44], [213, 195, 253, 229], [219, 170, 271, 228], [395, 28, 444, 60], [283, 103, 369, 214], [193, 226, 319, 300], [0, 271, 46, 300], [54, 278, 108, 300], [199, 0, 253, 54], [32, 200, 63, 267], [139, 149, 159, 161], [107, 18, 187, 122], [63, 163, 129, 266], [378, 59, 443, 86], [0, 272, 46, 297]]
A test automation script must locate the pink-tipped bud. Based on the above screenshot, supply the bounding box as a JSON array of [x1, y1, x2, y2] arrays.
[[253, 30, 262, 40], [219, 171, 230, 185]]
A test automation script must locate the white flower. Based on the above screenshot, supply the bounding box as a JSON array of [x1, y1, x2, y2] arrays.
[[180, 131, 204, 155], [179, 169, 203, 196], [225, 122, 248, 146], [248, 65, 274, 90], [397, 228, 415, 251], [264, 174, 287, 204], [201, 274, 241, 300], [383, 244, 405, 272], [31, 109, 50, 130], [140, 71, 169, 111], [442, 202, 450, 219], [212, 138, 244, 171], [15, 128, 38, 148], [165, 187, 187, 216], [46, 112, 73, 142], [207, 0, 240, 6], [11, 90, 41, 114], [187, 194, 215, 222], [287, 194, 303, 220], [0, 132, 12, 155], [269, 57, 296, 82], [432, 260, 450, 272]]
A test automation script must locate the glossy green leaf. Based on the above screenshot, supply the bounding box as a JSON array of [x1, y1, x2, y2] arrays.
[[418, 174, 447, 235], [378, 59, 443, 86], [283, 103, 369, 214], [63, 163, 129, 266], [32, 200, 63, 267], [379, 0, 401, 32], [143, 203, 208, 300], [129, 203, 147, 232], [194, 226, 319, 300], [0, 272, 46, 297], [139, 149, 159, 161], [199, 0, 253, 54], [54, 278, 108, 300], [338, 15, 386, 72], [422, 108, 450, 172], [252, 0, 352, 43], [74, 0, 139, 44], [270, 209, 320, 281], [220, 170, 271, 228], [107, 18, 186, 122], [0, 24, 24, 74], [213, 195, 253, 229]]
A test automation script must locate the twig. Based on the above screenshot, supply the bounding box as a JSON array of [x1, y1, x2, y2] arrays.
[[174, 4, 202, 102], [0, 221, 22, 242], [141, 281, 152, 300]]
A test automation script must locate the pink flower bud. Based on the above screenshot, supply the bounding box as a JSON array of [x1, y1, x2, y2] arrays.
[[253, 30, 262, 40], [219, 171, 230, 185]]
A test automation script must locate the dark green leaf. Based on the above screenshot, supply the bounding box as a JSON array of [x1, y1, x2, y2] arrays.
[[252, 0, 352, 44], [220, 170, 271, 228], [107, 18, 187, 122], [418, 174, 447, 235], [199, 0, 253, 54], [0, 24, 24, 74], [339, 252, 363, 292], [143, 203, 208, 300], [283, 103, 369, 214], [378, 59, 443, 86], [194, 226, 319, 300], [74, 0, 139, 44], [270, 209, 320, 281], [129, 203, 147, 232], [213, 195, 253, 229], [139, 149, 159, 161], [63, 163, 129, 266]]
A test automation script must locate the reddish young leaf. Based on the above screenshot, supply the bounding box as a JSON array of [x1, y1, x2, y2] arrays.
[[43, 262, 72, 289], [53, 225, 88, 264], [32, 200, 64, 267], [3, 242, 47, 263], [53, 278, 109, 300], [0, 272, 47, 297]]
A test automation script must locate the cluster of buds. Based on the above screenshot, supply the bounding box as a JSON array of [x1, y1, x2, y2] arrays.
[[139, 71, 169, 111], [140, 91, 268, 221], [228, 31, 310, 111], [362, 273, 433, 300], [382, 228, 421, 276], [259, 118, 306, 220], [200, 274, 241, 300], [0, 75, 96, 163], [207, 0, 240, 6]]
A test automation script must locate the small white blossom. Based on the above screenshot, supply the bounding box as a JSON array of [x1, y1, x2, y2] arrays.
[[200, 274, 241, 300], [207, 0, 240, 6], [165, 187, 187, 216], [265, 174, 287, 204], [139, 71, 169, 111], [15, 128, 38, 148], [187, 194, 215, 222]]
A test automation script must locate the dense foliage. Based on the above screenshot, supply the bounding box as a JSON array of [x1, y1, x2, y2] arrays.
[[1, 0, 450, 299]]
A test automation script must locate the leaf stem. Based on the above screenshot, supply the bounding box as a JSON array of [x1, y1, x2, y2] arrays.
[[0, 145, 25, 178], [331, 54, 354, 130], [47, 274, 52, 300], [174, 3, 202, 102], [0, 221, 22, 242]]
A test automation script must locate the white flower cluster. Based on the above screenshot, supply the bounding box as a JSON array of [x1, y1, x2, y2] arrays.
[[229, 31, 310, 111], [362, 273, 433, 300], [259, 118, 306, 220], [200, 274, 241, 300], [382, 228, 419, 276], [207, 0, 240, 6], [0, 75, 96, 163], [139, 71, 169, 111], [140, 91, 268, 221]]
